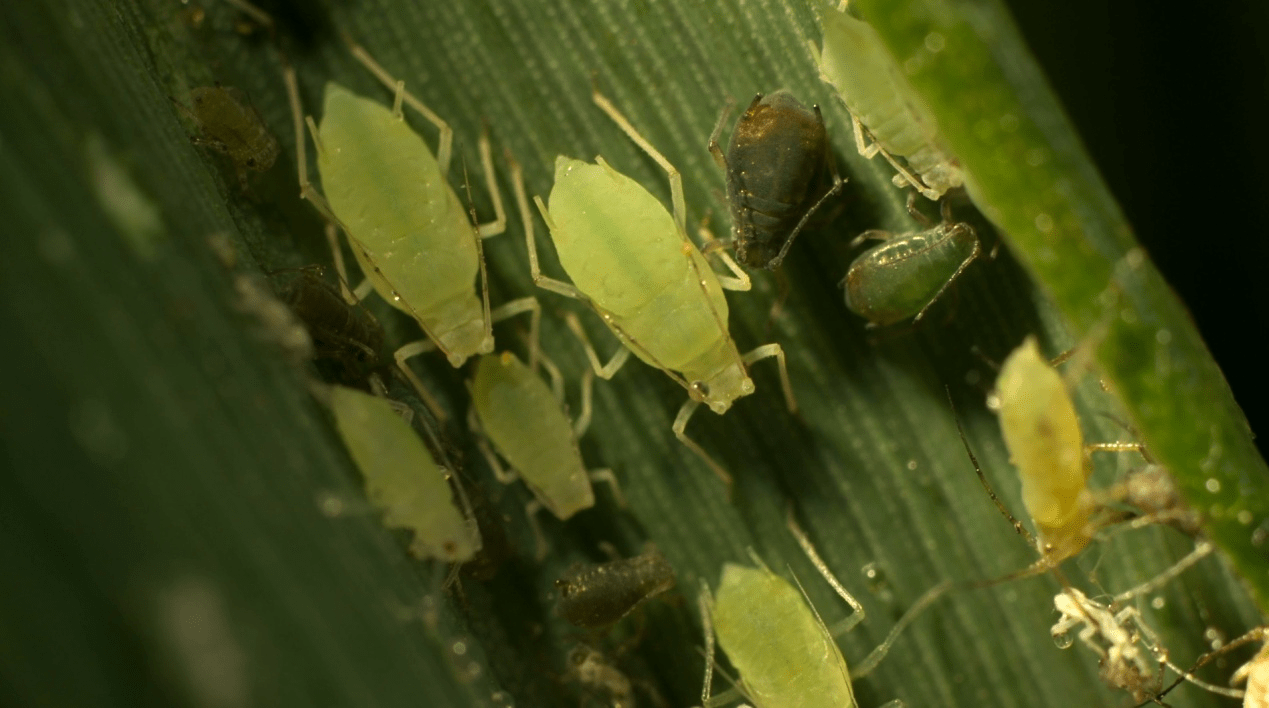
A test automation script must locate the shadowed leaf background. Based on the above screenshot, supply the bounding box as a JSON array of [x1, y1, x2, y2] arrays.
[[1, 1, 1265, 707]]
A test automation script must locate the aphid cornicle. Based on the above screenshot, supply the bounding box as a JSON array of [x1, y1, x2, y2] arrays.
[[708, 91, 844, 270], [469, 349, 622, 559], [812, 3, 962, 201], [525, 90, 797, 486], [327, 384, 479, 563], [172, 85, 279, 189], [281, 45, 538, 399], [555, 548, 676, 630], [842, 193, 980, 326]]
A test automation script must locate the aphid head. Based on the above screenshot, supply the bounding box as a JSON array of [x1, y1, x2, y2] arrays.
[[691, 362, 756, 414]]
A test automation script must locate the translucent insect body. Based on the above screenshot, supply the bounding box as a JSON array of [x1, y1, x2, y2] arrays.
[[555, 548, 676, 630], [174, 85, 279, 189]]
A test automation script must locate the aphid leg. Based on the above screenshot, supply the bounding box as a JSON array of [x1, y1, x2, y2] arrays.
[[344, 39, 454, 174], [223, 0, 275, 31], [787, 508, 866, 634], [911, 233, 979, 323], [564, 312, 633, 380], [536, 349, 566, 403], [321, 223, 359, 303], [852, 114, 940, 201], [473, 127, 507, 238], [573, 366, 594, 435], [672, 400, 732, 488], [524, 499, 550, 560], [588, 468, 626, 508], [697, 222, 752, 291], [1087, 441, 1149, 456], [1149, 627, 1266, 704], [706, 96, 737, 170], [847, 228, 895, 250], [904, 190, 935, 227], [391, 344, 448, 422], [697, 583, 717, 707], [1111, 540, 1213, 605], [525, 193, 588, 298], [489, 296, 541, 370], [740, 343, 797, 413]]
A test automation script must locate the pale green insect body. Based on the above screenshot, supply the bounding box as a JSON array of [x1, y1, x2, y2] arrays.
[[545, 156, 751, 414], [316, 82, 489, 365], [471, 351, 593, 518], [815, 7, 962, 199], [328, 384, 478, 562], [711, 563, 856, 708]]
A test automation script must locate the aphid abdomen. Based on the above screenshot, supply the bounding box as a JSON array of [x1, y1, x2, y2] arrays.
[[547, 157, 733, 374], [472, 354, 593, 519], [555, 550, 676, 629], [727, 93, 830, 268], [329, 385, 477, 562], [316, 84, 480, 336], [279, 270, 384, 375], [996, 338, 1092, 548], [843, 223, 976, 325], [713, 563, 856, 708]]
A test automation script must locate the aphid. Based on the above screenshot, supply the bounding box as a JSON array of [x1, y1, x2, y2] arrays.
[[172, 84, 279, 189], [811, 2, 962, 200], [841, 192, 980, 326], [555, 548, 676, 630], [273, 265, 384, 385], [281, 44, 538, 392], [524, 90, 797, 485], [989, 336, 1156, 564], [469, 349, 622, 559], [327, 383, 479, 562], [708, 91, 844, 270], [696, 513, 947, 707]]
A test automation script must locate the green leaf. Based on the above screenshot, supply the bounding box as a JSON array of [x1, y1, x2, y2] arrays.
[[0, 0, 1262, 707]]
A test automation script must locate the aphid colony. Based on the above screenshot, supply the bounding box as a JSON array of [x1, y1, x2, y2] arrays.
[[180, 3, 1242, 707]]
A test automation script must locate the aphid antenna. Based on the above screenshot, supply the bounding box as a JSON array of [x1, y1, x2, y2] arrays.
[[947, 386, 1035, 548], [1140, 626, 1266, 706]]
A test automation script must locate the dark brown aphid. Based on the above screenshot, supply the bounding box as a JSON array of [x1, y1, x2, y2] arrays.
[[555, 549, 675, 630], [708, 91, 844, 270], [173, 85, 279, 188], [273, 267, 384, 385]]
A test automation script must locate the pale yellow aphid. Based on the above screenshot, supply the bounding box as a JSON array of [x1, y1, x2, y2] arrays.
[[468, 349, 622, 559], [281, 46, 537, 407], [994, 336, 1094, 560], [695, 513, 945, 708], [811, 2, 963, 200], [522, 91, 797, 486], [328, 384, 479, 562]]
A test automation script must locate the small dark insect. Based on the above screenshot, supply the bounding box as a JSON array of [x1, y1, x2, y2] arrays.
[[842, 192, 980, 326], [273, 267, 384, 386], [173, 84, 279, 189], [555, 549, 676, 630], [709, 91, 844, 270]]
